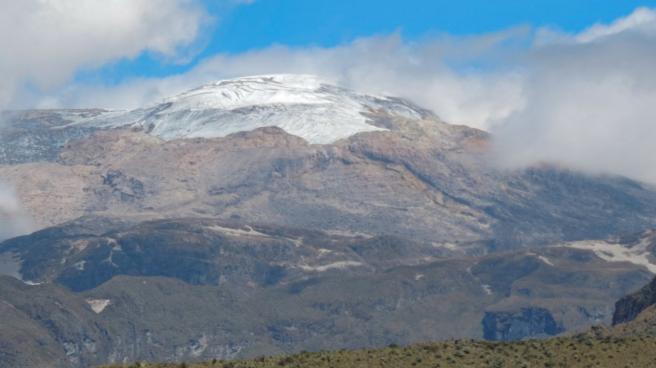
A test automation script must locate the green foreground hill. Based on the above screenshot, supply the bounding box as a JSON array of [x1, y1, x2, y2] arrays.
[[104, 294, 656, 368], [104, 332, 656, 368], [104, 282, 656, 368]]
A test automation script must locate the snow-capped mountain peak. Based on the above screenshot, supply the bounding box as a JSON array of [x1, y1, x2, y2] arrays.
[[82, 74, 434, 144], [166, 74, 330, 110]]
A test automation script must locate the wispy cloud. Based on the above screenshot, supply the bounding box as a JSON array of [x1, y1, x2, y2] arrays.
[[0, 183, 32, 240]]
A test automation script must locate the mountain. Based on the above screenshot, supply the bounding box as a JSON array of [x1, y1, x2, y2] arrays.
[[3, 75, 656, 247], [3, 75, 656, 367]]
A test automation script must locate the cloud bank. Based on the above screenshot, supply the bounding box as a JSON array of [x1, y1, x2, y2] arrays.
[[495, 7, 656, 183]]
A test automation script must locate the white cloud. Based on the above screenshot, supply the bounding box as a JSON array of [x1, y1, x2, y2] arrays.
[[0, 183, 32, 240], [0, 0, 209, 107], [575, 7, 656, 43], [493, 7, 656, 183]]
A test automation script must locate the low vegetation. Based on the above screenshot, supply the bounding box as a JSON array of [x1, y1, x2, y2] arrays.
[[104, 332, 656, 368]]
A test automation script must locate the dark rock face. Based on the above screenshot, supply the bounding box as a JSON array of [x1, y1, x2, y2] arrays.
[[101, 170, 146, 203], [613, 277, 656, 325], [0, 276, 113, 368], [482, 308, 564, 341]]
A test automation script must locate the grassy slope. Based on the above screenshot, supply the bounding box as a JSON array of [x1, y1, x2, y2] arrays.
[[104, 333, 656, 368]]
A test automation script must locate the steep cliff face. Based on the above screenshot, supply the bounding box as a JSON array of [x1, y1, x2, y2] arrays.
[[482, 307, 564, 341], [613, 277, 656, 325]]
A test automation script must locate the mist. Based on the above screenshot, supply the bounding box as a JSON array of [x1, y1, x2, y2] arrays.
[[0, 182, 32, 241], [492, 7, 656, 183]]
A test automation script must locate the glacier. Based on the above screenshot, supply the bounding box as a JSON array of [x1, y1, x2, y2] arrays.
[[71, 74, 434, 144]]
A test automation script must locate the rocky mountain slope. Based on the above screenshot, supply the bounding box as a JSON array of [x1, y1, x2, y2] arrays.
[[2, 75, 656, 367], [2, 76, 656, 248], [1, 218, 655, 366]]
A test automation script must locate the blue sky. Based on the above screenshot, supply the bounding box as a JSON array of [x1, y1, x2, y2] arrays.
[[92, 0, 656, 83]]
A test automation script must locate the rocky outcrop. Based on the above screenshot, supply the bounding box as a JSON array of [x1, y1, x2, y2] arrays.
[[613, 277, 656, 325], [101, 169, 146, 203], [482, 307, 564, 341]]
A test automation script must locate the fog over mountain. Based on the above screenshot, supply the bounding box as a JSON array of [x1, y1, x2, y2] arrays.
[[0, 182, 31, 240]]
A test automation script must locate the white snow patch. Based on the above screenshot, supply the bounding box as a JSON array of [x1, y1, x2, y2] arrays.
[[432, 242, 459, 251], [86, 299, 111, 314], [562, 239, 656, 273], [208, 225, 305, 247], [207, 225, 269, 238], [168, 74, 328, 110], [298, 261, 364, 272], [538, 255, 555, 266], [74, 260, 86, 271], [527, 252, 555, 267], [74, 74, 430, 144], [189, 335, 209, 358]]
